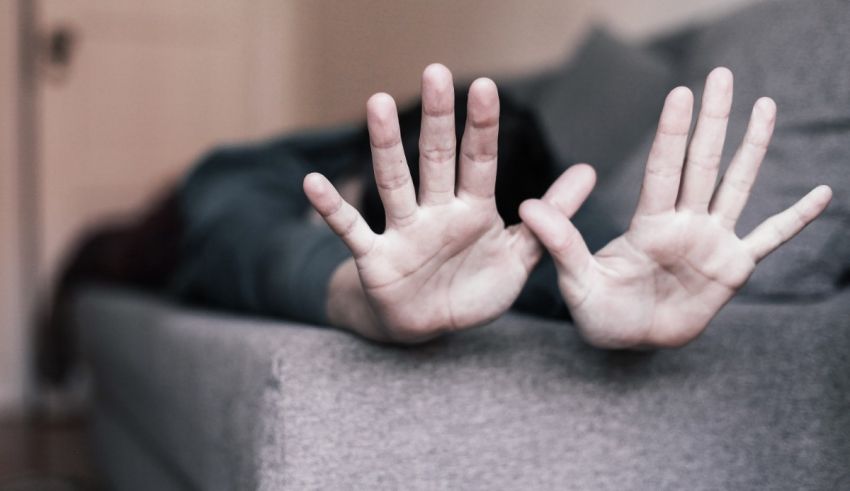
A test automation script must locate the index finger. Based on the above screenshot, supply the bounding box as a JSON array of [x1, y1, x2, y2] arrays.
[[367, 93, 419, 226]]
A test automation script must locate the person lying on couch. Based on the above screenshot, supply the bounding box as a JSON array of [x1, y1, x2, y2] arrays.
[[296, 64, 831, 347], [40, 23, 839, 386]]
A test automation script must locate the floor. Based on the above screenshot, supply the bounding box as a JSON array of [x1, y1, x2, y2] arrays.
[[0, 413, 101, 490]]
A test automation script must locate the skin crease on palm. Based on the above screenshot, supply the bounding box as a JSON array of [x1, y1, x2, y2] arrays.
[[303, 63, 833, 348]]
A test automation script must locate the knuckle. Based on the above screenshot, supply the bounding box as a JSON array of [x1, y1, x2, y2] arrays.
[[768, 220, 786, 245], [656, 122, 689, 138], [420, 144, 456, 164], [687, 152, 721, 171], [422, 106, 454, 118], [789, 204, 809, 228], [324, 196, 344, 217], [376, 171, 411, 192], [370, 137, 401, 150], [461, 148, 497, 164], [369, 128, 397, 144], [745, 132, 770, 151], [721, 175, 753, 194], [337, 214, 359, 238], [645, 162, 681, 179], [701, 107, 731, 121], [554, 228, 581, 255], [469, 114, 499, 129]]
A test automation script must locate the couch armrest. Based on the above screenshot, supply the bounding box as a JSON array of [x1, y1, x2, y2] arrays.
[[77, 286, 850, 490]]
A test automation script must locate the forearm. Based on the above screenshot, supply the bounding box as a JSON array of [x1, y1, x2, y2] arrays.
[[325, 259, 386, 341], [171, 130, 361, 322]]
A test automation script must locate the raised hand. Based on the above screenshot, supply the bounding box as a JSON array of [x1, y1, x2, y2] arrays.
[[520, 67, 833, 349], [304, 64, 594, 343]]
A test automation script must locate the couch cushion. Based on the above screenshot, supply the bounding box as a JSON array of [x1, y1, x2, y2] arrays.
[[683, 0, 850, 297], [503, 28, 676, 178], [596, 0, 850, 298]]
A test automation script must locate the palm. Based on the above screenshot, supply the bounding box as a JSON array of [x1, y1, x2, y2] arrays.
[[357, 201, 527, 332], [573, 213, 755, 347], [522, 68, 831, 348]]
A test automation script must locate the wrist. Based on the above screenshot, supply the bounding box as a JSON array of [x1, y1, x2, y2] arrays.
[[326, 258, 389, 342], [326, 258, 446, 344]]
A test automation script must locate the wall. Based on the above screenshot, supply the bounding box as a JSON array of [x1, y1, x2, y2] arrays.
[[281, 0, 761, 129]]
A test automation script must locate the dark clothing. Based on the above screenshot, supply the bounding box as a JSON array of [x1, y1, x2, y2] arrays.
[[168, 26, 684, 325], [40, 86, 619, 385], [171, 89, 577, 325]]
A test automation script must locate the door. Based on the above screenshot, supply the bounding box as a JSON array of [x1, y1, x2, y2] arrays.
[[0, 0, 27, 413], [38, 0, 294, 286]]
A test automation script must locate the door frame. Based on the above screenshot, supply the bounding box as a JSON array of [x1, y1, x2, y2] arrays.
[[0, 0, 38, 416]]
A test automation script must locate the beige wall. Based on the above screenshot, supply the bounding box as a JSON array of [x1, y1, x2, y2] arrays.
[[0, 0, 26, 415], [280, 0, 761, 129]]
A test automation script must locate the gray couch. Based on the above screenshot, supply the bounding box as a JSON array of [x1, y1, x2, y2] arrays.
[[78, 287, 849, 490], [76, 1, 850, 489]]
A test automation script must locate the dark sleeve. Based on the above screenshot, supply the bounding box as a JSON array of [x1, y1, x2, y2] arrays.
[[169, 125, 370, 325], [169, 88, 567, 324]]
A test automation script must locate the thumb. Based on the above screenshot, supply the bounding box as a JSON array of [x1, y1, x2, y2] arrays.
[[541, 163, 597, 218], [519, 198, 593, 282]]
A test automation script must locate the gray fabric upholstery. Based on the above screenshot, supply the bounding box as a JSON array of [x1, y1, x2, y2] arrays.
[[80, 290, 288, 490], [593, 0, 850, 297], [78, 287, 850, 490], [503, 29, 675, 177], [681, 0, 850, 297], [92, 404, 188, 491]]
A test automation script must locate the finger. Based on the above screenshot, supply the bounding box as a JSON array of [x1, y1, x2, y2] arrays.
[[541, 163, 597, 218], [303, 172, 377, 259], [457, 77, 499, 202], [743, 185, 832, 262], [709, 97, 776, 228], [678, 67, 734, 212], [519, 199, 593, 284], [418, 64, 457, 206], [634, 86, 694, 216], [510, 163, 597, 272], [367, 93, 418, 225]]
